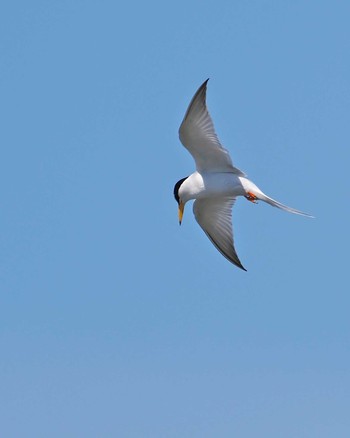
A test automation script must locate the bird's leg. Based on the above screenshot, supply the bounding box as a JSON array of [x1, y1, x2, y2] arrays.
[[245, 192, 258, 203]]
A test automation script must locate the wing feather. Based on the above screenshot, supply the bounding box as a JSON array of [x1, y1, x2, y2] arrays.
[[193, 197, 246, 270], [179, 79, 245, 175]]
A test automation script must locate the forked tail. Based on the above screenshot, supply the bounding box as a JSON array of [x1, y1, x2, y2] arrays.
[[259, 193, 314, 218]]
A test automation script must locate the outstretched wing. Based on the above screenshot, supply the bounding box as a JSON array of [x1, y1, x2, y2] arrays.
[[193, 196, 246, 270], [179, 79, 245, 175]]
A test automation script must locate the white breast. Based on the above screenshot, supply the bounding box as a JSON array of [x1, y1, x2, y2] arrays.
[[179, 171, 247, 203]]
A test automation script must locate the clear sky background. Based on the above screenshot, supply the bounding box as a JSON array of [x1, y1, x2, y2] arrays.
[[0, 1, 349, 437]]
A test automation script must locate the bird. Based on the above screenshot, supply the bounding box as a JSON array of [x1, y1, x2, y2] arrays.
[[173, 79, 312, 271]]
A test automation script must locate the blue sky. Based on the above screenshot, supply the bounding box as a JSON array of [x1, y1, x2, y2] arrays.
[[0, 0, 349, 436]]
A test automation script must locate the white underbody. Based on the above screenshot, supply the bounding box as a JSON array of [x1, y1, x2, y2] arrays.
[[179, 171, 262, 203]]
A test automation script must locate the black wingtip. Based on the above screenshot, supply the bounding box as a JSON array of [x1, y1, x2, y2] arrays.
[[236, 261, 247, 271], [230, 254, 247, 271], [197, 78, 210, 91]]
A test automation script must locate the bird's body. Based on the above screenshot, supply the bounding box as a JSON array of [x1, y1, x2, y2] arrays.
[[174, 79, 312, 270], [179, 172, 247, 202]]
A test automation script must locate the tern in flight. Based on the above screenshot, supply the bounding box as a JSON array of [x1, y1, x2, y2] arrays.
[[173, 79, 312, 270]]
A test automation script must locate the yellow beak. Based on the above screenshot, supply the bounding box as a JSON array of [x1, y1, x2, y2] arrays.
[[178, 201, 184, 225]]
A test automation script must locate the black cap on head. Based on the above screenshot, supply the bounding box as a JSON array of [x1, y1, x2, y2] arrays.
[[173, 177, 188, 204]]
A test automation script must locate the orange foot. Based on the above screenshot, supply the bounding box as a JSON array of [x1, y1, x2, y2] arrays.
[[245, 192, 258, 203]]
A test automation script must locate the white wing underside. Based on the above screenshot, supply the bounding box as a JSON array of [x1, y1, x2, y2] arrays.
[[179, 79, 245, 175], [193, 197, 246, 270]]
